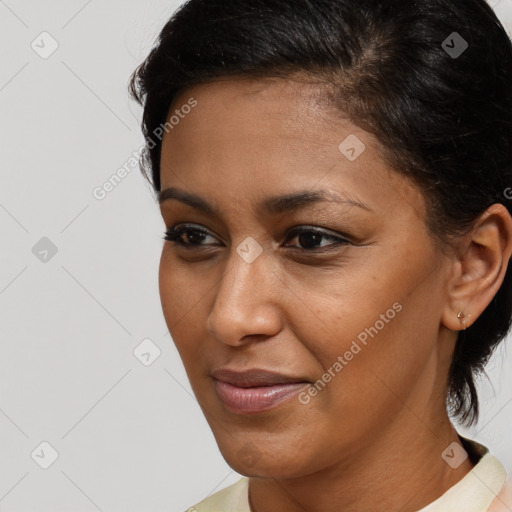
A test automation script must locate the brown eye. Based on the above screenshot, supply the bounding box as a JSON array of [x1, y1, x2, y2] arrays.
[[164, 225, 220, 247], [285, 227, 351, 250]]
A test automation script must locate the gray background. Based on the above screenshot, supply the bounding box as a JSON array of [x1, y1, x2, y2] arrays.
[[0, 0, 511, 510]]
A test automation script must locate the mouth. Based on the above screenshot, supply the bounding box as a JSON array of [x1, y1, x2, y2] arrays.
[[211, 368, 311, 414]]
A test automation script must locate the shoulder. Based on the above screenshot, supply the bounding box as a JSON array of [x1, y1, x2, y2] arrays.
[[417, 436, 509, 512], [185, 477, 250, 512], [458, 436, 511, 512], [488, 476, 512, 511]]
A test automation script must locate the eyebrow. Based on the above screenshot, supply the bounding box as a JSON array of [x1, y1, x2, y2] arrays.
[[158, 187, 371, 215]]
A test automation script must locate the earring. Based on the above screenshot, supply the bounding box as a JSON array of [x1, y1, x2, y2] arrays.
[[457, 310, 471, 328]]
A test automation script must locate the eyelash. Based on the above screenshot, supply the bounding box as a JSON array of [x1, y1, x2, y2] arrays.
[[163, 224, 351, 252]]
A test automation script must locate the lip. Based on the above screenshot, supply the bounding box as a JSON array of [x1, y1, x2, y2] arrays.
[[211, 368, 310, 413]]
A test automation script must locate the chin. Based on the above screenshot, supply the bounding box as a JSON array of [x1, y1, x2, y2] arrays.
[[225, 454, 305, 479], [215, 435, 315, 480]]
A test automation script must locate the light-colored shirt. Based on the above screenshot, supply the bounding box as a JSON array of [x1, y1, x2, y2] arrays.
[[187, 438, 512, 511]]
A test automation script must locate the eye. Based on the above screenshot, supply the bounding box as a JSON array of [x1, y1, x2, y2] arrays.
[[284, 227, 350, 251], [163, 224, 220, 247], [163, 224, 351, 251]]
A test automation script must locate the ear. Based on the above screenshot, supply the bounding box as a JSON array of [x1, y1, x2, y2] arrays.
[[442, 204, 512, 331]]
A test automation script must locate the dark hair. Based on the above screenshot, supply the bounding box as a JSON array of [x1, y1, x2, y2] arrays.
[[129, 0, 512, 426]]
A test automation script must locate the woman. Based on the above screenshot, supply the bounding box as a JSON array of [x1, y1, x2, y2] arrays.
[[129, 0, 512, 510]]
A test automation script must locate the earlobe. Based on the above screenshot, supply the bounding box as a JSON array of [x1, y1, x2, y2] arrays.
[[442, 305, 473, 332], [441, 204, 512, 332]]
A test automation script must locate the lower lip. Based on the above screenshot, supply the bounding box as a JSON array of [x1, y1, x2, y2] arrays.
[[214, 380, 309, 413]]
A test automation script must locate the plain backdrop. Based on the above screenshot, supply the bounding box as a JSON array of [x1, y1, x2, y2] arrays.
[[0, 0, 511, 510]]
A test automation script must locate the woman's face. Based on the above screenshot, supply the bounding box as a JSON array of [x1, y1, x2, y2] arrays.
[[158, 78, 457, 478]]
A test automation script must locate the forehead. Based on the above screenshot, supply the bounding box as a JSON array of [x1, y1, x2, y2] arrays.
[[165, 78, 352, 154], [172, 76, 334, 116], [162, 77, 372, 175], [160, 78, 426, 225]]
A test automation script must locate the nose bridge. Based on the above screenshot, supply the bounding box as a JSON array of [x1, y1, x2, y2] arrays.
[[206, 242, 279, 344], [222, 234, 271, 301]]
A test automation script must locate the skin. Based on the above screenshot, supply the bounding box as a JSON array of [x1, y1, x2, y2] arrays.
[[157, 77, 512, 512]]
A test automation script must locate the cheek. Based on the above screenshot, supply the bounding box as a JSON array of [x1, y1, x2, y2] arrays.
[[306, 284, 443, 434], [158, 250, 180, 324], [158, 250, 216, 372], [158, 249, 202, 324], [295, 255, 443, 411], [158, 251, 199, 357]]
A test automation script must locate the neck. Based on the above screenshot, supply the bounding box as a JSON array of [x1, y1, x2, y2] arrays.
[[248, 413, 475, 512]]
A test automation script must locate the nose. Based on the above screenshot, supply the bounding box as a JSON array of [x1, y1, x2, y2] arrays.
[[206, 246, 283, 347]]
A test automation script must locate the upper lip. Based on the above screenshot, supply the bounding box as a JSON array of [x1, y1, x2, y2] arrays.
[[211, 368, 310, 388]]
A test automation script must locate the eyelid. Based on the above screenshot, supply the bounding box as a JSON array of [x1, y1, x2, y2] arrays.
[[286, 226, 351, 243], [165, 223, 222, 245]]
